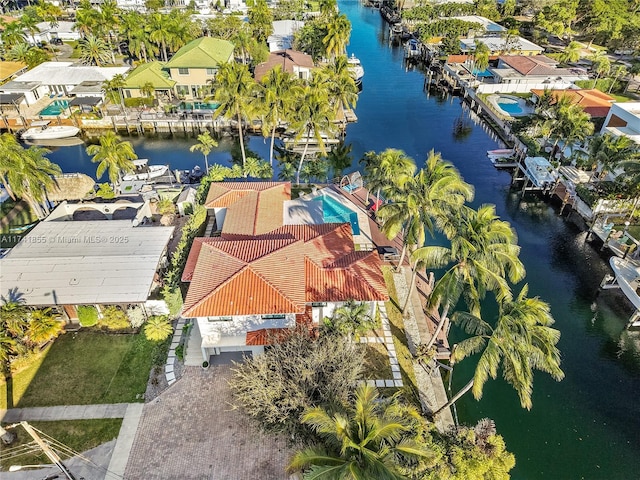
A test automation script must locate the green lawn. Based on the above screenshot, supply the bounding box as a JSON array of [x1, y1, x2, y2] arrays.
[[382, 266, 420, 405], [0, 419, 122, 471], [1, 331, 161, 409]]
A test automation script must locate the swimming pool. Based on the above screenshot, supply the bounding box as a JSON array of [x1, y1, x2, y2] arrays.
[[491, 95, 532, 117], [472, 68, 493, 78], [497, 98, 523, 114], [316, 195, 360, 235], [178, 101, 220, 111], [38, 100, 69, 116]]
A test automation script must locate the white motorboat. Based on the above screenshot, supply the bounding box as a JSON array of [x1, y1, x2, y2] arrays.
[[405, 38, 420, 59], [21, 121, 80, 140], [348, 54, 364, 85], [487, 148, 514, 159], [611, 256, 640, 307], [523, 156, 558, 188], [122, 159, 169, 182]]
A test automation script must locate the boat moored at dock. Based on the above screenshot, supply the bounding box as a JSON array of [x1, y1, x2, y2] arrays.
[[348, 54, 365, 85], [122, 159, 169, 182], [21, 121, 80, 140]]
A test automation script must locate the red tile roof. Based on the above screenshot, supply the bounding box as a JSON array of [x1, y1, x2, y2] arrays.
[[204, 182, 291, 238], [182, 223, 388, 318], [530, 88, 614, 118]]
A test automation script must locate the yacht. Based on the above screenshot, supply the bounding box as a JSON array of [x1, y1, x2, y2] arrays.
[[122, 159, 169, 182], [348, 54, 364, 85], [21, 121, 80, 140]]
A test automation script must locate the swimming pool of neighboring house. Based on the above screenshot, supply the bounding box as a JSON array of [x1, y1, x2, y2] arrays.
[[38, 100, 69, 116]]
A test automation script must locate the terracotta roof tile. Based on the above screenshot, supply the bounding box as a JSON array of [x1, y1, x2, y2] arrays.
[[530, 88, 614, 117], [254, 49, 314, 82], [246, 328, 291, 346]]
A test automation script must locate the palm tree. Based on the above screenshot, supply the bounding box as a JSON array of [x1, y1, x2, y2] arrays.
[[289, 383, 434, 479], [0, 133, 25, 200], [0, 299, 29, 338], [242, 157, 273, 179], [291, 84, 338, 184], [26, 308, 63, 345], [608, 64, 628, 93], [0, 20, 26, 49], [589, 132, 639, 179], [323, 14, 351, 59], [362, 149, 415, 209], [94, 0, 119, 65], [319, 0, 337, 18], [472, 41, 490, 78], [554, 103, 594, 159], [86, 131, 137, 185], [261, 66, 301, 166], [378, 150, 474, 276], [590, 50, 611, 86], [6, 146, 61, 219], [79, 35, 112, 66], [144, 316, 173, 341], [323, 300, 377, 341], [326, 141, 353, 178], [318, 55, 359, 118], [189, 131, 218, 173], [74, 0, 100, 39], [434, 285, 564, 416], [559, 41, 582, 64], [211, 62, 258, 168], [413, 204, 526, 351], [148, 12, 172, 62], [103, 74, 126, 113], [141, 81, 156, 101]]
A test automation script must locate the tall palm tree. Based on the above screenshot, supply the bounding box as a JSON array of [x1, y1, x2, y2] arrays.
[[74, 0, 100, 39], [559, 41, 582, 64], [211, 62, 258, 168], [362, 149, 415, 208], [0, 20, 26, 49], [589, 132, 639, 179], [289, 383, 435, 479], [95, 0, 119, 65], [413, 204, 525, 350], [326, 141, 353, 178], [317, 55, 359, 125], [472, 41, 490, 78], [189, 131, 218, 173], [378, 150, 474, 276], [26, 308, 63, 345], [261, 66, 301, 166], [0, 133, 25, 200], [79, 34, 112, 66], [323, 13, 351, 59], [103, 74, 126, 113], [86, 131, 137, 185], [6, 146, 61, 219], [291, 83, 338, 184], [589, 50, 611, 86], [148, 12, 172, 62], [434, 285, 564, 416], [608, 64, 628, 93]]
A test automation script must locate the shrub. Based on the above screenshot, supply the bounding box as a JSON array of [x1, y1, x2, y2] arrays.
[[161, 285, 183, 317], [144, 315, 173, 342], [156, 198, 175, 216], [175, 344, 185, 360], [77, 305, 98, 327], [96, 183, 115, 199], [99, 306, 130, 330], [123, 97, 154, 107], [127, 306, 146, 329]]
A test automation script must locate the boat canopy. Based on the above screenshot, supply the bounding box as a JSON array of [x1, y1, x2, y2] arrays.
[[30, 120, 51, 127]]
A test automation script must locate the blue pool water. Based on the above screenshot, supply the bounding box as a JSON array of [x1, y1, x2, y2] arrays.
[[38, 100, 69, 116], [497, 99, 523, 115], [317, 195, 360, 235], [472, 68, 492, 78], [178, 101, 220, 111]]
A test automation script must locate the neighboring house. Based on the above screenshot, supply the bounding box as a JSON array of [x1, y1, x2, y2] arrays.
[[268, 20, 304, 52], [601, 102, 640, 145], [123, 61, 177, 100], [447, 15, 506, 36], [181, 181, 388, 359], [0, 201, 174, 319], [31, 21, 80, 43], [0, 61, 130, 103], [254, 49, 315, 82], [165, 37, 234, 100], [460, 36, 544, 56], [0, 61, 27, 83], [475, 55, 589, 94], [530, 88, 615, 118]]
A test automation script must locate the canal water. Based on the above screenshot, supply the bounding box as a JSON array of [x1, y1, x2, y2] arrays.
[[41, 1, 640, 477]]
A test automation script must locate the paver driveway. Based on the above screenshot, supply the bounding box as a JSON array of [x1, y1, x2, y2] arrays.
[[125, 360, 293, 480]]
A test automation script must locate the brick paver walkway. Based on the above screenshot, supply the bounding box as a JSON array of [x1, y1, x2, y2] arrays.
[[125, 364, 293, 480]]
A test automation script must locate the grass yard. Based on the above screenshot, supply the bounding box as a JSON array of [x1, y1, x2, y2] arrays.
[[0, 419, 122, 471], [1, 331, 161, 409], [382, 266, 420, 405], [362, 342, 393, 379]]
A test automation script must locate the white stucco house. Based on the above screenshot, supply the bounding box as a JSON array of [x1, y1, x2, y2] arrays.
[[601, 102, 640, 145], [181, 182, 388, 360]]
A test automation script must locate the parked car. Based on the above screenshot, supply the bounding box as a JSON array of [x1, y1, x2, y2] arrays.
[[51, 38, 63, 45]]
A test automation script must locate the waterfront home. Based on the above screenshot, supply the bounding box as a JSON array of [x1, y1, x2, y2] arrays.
[[181, 181, 388, 359], [476, 55, 589, 94], [254, 49, 315, 82], [30, 21, 80, 43], [268, 20, 305, 52], [0, 62, 130, 103], [165, 37, 234, 100], [0, 201, 174, 320], [460, 36, 544, 57], [530, 88, 615, 118], [448, 15, 506, 36], [122, 61, 177, 101], [601, 101, 640, 145]]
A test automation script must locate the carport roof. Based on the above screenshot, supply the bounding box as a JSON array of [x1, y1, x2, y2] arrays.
[[0, 220, 174, 306]]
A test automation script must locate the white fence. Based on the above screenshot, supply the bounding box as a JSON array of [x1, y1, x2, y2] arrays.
[[476, 81, 574, 94]]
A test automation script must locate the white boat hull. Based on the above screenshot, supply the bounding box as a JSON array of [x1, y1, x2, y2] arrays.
[[348, 55, 364, 84], [21, 125, 80, 140], [122, 165, 169, 182], [610, 257, 640, 310]]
